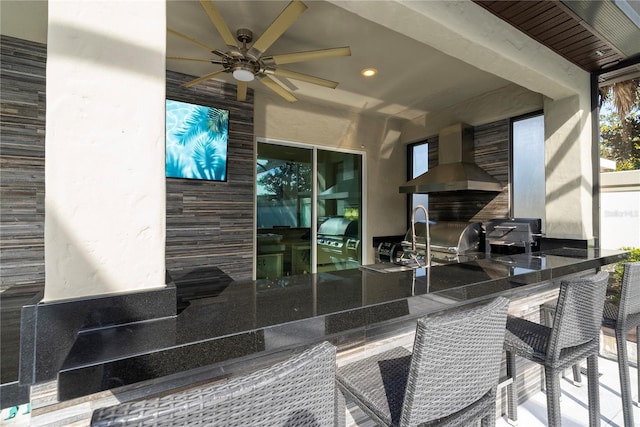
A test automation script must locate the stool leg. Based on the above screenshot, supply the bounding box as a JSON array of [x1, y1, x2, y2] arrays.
[[544, 367, 562, 427], [571, 363, 583, 386], [617, 328, 635, 427], [635, 326, 639, 408], [540, 307, 551, 392], [506, 351, 518, 425], [587, 354, 601, 427]]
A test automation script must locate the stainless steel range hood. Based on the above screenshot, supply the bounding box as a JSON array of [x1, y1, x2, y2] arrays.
[[399, 123, 503, 193], [318, 178, 360, 199]]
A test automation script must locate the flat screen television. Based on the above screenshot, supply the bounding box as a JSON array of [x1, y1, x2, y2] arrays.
[[165, 99, 229, 181]]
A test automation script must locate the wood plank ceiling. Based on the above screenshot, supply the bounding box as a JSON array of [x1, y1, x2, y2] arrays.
[[473, 0, 640, 79]]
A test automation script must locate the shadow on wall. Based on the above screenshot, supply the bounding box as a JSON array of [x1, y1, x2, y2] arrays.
[[48, 21, 164, 78], [544, 101, 594, 239]]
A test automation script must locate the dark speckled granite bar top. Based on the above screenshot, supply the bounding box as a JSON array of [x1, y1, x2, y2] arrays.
[[56, 248, 628, 400]]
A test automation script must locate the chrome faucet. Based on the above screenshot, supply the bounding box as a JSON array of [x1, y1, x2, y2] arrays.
[[408, 205, 431, 268]]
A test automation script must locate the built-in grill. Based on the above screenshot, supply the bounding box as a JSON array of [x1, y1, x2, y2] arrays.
[[485, 218, 542, 255], [317, 217, 360, 270], [376, 221, 483, 265]]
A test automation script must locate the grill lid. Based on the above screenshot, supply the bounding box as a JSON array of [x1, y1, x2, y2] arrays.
[[486, 218, 541, 251], [318, 217, 358, 238]]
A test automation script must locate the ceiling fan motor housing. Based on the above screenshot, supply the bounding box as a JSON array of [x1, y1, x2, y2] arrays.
[[236, 28, 253, 44]]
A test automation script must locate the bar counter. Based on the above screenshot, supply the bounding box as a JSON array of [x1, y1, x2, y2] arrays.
[[46, 248, 628, 400]]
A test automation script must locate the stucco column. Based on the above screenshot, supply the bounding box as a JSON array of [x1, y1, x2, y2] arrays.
[[44, 0, 166, 301], [544, 84, 595, 241]]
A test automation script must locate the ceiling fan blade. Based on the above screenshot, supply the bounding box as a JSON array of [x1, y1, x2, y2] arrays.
[[167, 28, 215, 52], [167, 56, 214, 63], [199, 0, 238, 48], [259, 75, 298, 103], [250, 1, 308, 57], [237, 81, 248, 102], [272, 68, 339, 89], [266, 47, 351, 65], [182, 70, 227, 88]]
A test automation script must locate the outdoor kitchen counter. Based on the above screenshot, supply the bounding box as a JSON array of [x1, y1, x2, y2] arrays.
[[55, 248, 628, 400]]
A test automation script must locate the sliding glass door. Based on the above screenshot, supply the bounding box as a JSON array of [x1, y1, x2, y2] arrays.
[[317, 150, 362, 272], [256, 143, 312, 279], [256, 141, 364, 278]]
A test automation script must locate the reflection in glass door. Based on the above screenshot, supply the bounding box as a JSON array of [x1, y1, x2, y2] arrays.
[[256, 142, 365, 277], [256, 143, 312, 278], [317, 150, 362, 272], [409, 141, 429, 216]]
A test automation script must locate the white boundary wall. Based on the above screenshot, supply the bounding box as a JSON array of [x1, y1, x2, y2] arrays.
[[600, 170, 640, 250]]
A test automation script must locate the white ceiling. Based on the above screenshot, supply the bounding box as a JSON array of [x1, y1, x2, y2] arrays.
[[1, 0, 514, 120]]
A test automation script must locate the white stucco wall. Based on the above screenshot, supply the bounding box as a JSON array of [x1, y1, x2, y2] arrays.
[[544, 92, 595, 241], [44, 1, 166, 301], [400, 84, 544, 143]]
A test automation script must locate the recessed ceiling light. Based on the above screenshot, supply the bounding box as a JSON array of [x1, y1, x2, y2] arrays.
[[361, 68, 377, 77]]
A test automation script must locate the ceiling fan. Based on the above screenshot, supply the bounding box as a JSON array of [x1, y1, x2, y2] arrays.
[[168, 0, 351, 103]]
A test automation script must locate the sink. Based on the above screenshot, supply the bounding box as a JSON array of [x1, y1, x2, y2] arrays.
[[360, 263, 425, 273]]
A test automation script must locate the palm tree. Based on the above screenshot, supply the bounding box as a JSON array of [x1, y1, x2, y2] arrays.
[[599, 78, 640, 170], [599, 78, 640, 121]]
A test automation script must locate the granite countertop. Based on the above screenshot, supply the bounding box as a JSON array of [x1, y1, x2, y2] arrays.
[[56, 248, 628, 400]]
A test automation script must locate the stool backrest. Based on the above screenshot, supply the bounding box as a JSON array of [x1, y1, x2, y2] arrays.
[[619, 262, 640, 321], [547, 272, 609, 363], [399, 297, 509, 426], [91, 341, 337, 427]]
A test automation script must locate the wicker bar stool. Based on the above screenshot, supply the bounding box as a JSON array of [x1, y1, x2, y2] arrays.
[[602, 261, 640, 427], [504, 271, 609, 427], [90, 341, 344, 427], [540, 262, 640, 426], [336, 297, 509, 427]]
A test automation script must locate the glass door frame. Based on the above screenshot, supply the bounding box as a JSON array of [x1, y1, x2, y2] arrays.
[[255, 137, 367, 277]]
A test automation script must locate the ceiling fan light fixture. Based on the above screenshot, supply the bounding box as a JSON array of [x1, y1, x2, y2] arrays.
[[233, 67, 255, 82]]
